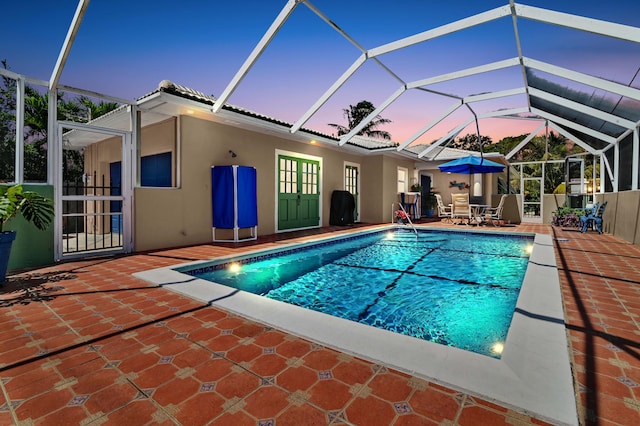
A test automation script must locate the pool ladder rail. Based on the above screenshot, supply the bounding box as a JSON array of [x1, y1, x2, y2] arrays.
[[392, 202, 418, 236]]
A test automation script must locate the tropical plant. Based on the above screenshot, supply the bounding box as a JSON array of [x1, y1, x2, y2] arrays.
[[328, 100, 392, 140], [0, 184, 54, 232], [448, 133, 493, 151]]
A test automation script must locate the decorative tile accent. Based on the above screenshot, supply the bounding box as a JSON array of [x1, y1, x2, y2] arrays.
[[327, 411, 347, 423], [623, 397, 640, 411], [261, 377, 275, 386], [68, 395, 89, 406], [175, 333, 188, 339], [104, 361, 121, 368], [87, 345, 102, 352], [263, 347, 275, 354], [372, 364, 388, 374], [258, 419, 275, 426], [154, 321, 167, 327], [92, 311, 103, 316], [169, 307, 179, 311], [136, 388, 155, 399], [0, 400, 22, 411], [288, 390, 310, 406], [617, 376, 638, 387], [36, 349, 50, 356], [318, 370, 332, 380], [158, 356, 174, 364], [211, 352, 226, 358], [22, 331, 34, 337], [222, 396, 245, 413], [200, 382, 216, 392], [606, 344, 622, 352], [221, 329, 233, 335], [393, 401, 412, 414], [112, 325, 123, 330]]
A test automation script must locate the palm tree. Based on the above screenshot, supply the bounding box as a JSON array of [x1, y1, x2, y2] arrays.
[[328, 100, 392, 140]]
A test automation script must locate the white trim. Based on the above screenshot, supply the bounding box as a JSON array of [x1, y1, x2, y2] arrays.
[[343, 161, 361, 222]]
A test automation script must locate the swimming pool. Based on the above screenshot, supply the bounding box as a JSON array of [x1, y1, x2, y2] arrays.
[[180, 229, 532, 358], [135, 225, 577, 425]]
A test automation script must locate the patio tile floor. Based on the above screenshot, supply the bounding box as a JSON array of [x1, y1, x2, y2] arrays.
[[0, 222, 639, 425]]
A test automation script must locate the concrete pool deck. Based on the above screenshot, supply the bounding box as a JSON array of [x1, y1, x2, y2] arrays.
[[1, 222, 639, 425], [135, 225, 577, 425]]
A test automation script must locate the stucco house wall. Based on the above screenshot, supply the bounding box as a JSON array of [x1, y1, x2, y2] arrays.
[[132, 115, 415, 251]]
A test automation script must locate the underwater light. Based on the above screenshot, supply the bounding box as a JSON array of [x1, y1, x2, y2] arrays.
[[491, 342, 504, 354], [228, 262, 241, 273], [525, 244, 533, 255], [386, 232, 395, 239]]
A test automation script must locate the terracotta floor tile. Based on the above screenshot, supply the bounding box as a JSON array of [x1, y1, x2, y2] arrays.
[[252, 329, 287, 347], [151, 376, 200, 406], [367, 371, 413, 402], [215, 370, 261, 400], [302, 348, 341, 371], [14, 387, 74, 422], [409, 386, 461, 422], [171, 347, 211, 369], [226, 343, 264, 365], [242, 386, 289, 419], [345, 394, 396, 425], [331, 359, 374, 385], [84, 382, 139, 415], [249, 353, 288, 377], [71, 368, 121, 394], [132, 363, 179, 389], [276, 403, 327, 425], [4, 224, 640, 425], [99, 399, 166, 425], [276, 339, 312, 358], [276, 365, 318, 392], [32, 405, 88, 425], [307, 379, 352, 410], [191, 357, 236, 383], [393, 413, 439, 425], [174, 392, 226, 425], [457, 403, 510, 426]]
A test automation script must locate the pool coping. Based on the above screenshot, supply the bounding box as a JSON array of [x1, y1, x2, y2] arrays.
[[134, 225, 578, 425]]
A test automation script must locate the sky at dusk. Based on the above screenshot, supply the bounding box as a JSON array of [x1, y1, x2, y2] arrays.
[[2, 0, 640, 146]]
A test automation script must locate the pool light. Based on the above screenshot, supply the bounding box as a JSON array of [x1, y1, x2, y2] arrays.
[[491, 342, 504, 355], [386, 232, 395, 240], [228, 262, 241, 273], [525, 244, 533, 254]]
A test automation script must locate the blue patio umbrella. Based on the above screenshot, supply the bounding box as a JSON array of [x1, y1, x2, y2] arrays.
[[438, 155, 505, 174]]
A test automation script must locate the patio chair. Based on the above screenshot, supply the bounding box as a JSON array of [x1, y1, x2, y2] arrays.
[[484, 194, 507, 226], [434, 193, 452, 223], [451, 193, 471, 225], [580, 201, 607, 233]]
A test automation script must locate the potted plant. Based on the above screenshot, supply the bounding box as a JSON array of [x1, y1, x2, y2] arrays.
[[0, 184, 54, 283], [424, 193, 438, 218]]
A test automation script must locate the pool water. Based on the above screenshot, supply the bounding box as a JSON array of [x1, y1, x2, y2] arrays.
[[184, 229, 533, 358]]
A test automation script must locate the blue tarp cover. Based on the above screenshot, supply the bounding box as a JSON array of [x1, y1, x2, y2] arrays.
[[211, 166, 257, 229]]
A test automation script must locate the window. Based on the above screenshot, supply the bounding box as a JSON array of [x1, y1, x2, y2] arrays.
[[397, 167, 408, 193]]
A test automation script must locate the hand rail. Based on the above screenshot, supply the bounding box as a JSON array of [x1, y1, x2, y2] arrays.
[[392, 202, 418, 236]]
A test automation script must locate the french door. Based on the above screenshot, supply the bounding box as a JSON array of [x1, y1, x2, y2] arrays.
[[344, 163, 360, 222], [277, 154, 320, 231]]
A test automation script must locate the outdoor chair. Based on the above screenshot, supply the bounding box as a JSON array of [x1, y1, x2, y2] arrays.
[[580, 201, 607, 233], [484, 194, 507, 226], [451, 193, 471, 225], [434, 193, 452, 223]]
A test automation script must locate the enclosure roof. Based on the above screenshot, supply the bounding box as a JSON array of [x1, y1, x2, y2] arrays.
[[18, 0, 640, 162]]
